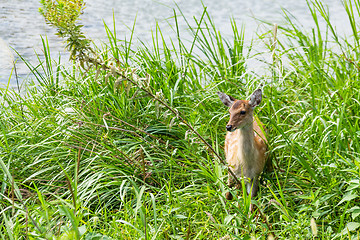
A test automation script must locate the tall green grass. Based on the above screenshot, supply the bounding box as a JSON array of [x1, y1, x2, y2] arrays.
[[1, 0, 360, 239]]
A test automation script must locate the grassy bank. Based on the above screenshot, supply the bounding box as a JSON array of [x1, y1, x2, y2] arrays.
[[1, 0, 360, 239]]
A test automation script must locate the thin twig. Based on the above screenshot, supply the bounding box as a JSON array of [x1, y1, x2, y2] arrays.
[[64, 173, 77, 212], [76, 148, 81, 185], [25, 206, 43, 235], [253, 204, 276, 238]]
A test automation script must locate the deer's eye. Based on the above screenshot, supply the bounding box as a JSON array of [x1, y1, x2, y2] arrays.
[[240, 110, 246, 115]]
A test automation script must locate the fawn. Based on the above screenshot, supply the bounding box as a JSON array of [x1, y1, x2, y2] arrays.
[[218, 89, 269, 200]]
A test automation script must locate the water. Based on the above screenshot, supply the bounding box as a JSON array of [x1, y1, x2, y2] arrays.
[[0, 0, 349, 86]]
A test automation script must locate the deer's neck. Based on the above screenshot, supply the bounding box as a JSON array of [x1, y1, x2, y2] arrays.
[[237, 122, 255, 160], [226, 120, 256, 168]]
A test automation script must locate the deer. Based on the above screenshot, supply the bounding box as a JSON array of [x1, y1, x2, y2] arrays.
[[217, 89, 269, 200]]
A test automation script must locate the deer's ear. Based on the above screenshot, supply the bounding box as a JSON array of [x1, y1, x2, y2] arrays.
[[249, 89, 262, 108], [217, 92, 235, 107]]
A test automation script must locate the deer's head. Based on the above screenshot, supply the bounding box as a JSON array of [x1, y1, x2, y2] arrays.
[[217, 89, 262, 132]]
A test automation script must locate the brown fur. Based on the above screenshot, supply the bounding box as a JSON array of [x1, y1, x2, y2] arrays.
[[218, 90, 268, 199]]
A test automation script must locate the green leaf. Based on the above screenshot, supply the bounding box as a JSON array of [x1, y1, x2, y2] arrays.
[[348, 206, 360, 220], [338, 192, 358, 205], [346, 179, 360, 191], [85, 233, 112, 240], [224, 214, 234, 225], [174, 214, 187, 219], [341, 222, 360, 235], [78, 225, 87, 236]]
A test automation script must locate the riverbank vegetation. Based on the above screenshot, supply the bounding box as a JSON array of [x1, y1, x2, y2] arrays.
[[1, 0, 360, 239]]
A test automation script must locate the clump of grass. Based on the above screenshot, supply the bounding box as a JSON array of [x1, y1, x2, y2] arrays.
[[0, 0, 360, 239]]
